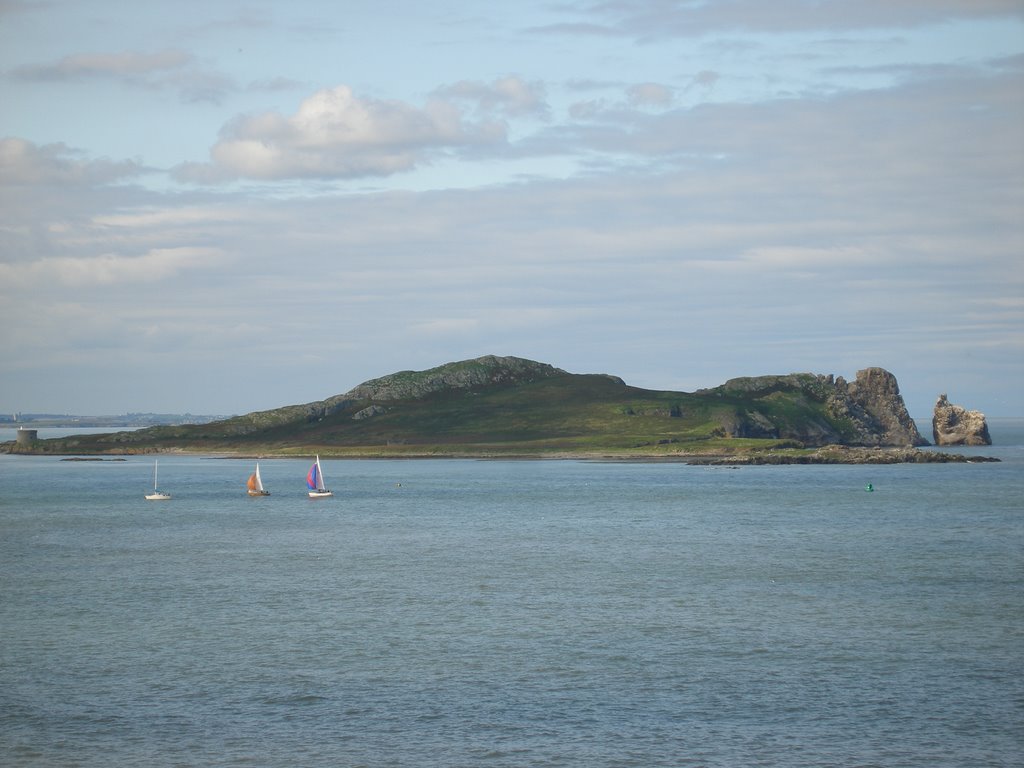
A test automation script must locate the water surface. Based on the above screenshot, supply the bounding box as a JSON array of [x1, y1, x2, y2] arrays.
[[1, 424, 1021, 767]]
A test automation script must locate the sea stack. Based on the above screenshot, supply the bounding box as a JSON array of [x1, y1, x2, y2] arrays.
[[932, 394, 992, 446]]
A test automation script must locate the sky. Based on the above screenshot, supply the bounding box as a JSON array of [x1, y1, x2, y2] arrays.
[[1, 0, 1022, 419]]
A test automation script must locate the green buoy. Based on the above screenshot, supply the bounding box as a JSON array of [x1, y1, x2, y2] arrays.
[[865, 483, 874, 492]]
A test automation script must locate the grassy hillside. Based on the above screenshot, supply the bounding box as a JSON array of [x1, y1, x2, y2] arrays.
[[3, 356, 926, 458]]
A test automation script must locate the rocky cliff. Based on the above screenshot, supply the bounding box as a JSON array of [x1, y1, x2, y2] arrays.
[[932, 394, 991, 446], [345, 360, 926, 448], [718, 367, 927, 447], [834, 367, 928, 446]]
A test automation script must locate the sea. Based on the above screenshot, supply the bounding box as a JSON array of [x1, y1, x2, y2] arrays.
[[1, 421, 1022, 767]]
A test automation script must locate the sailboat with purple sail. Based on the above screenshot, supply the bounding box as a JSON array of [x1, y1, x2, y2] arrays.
[[306, 455, 333, 498]]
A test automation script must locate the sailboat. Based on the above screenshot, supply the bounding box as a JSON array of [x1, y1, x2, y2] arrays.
[[306, 455, 333, 498], [247, 461, 270, 496], [145, 459, 171, 500]]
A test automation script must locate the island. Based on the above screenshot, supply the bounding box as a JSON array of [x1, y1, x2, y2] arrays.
[[0, 355, 998, 464]]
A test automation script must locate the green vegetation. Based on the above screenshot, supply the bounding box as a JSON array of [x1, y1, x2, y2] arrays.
[[2, 364, 847, 460], [2, 356, 944, 461]]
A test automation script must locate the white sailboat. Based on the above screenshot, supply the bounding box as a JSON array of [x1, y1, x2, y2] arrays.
[[306, 454, 333, 498], [247, 461, 270, 496], [145, 459, 171, 500]]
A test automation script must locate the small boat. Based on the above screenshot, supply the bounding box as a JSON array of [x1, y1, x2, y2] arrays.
[[247, 462, 270, 496], [307, 454, 333, 498], [145, 459, 171, 500]]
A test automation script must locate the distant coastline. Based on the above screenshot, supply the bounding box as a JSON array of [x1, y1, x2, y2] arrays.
[[0, 413, 229, 429]]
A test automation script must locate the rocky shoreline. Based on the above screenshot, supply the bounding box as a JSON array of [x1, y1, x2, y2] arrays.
[[681, 446, 999, 465], [0, 443, 1001, 465]]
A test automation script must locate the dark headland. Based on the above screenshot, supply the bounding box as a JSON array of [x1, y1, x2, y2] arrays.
[[1, 355, 998, 464]]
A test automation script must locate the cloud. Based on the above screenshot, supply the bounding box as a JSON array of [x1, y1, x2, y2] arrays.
[[248, 76, 305, 93], [566, 81, 676, 121], [736, 245, 886, 272], [433, 76, 550, 118], [627, 82, 674, 108], [10, 48, 235, 104], [539, 65, 1024, 190], [0, 0, 36, 15], [92, 206, 245, 229], [173, 85, 508, 182], [164, 70, 237, 105], [0, 247, 229, 289], [689, 70, 721, 90], [12, 49, 193, 80], [408, 318, 481, 336], [1, 29, 1020, 414], [0, 137, 143, 185], [559, 0, 1024, 38]]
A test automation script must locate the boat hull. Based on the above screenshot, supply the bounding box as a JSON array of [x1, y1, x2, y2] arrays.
[[145, 492, 171, 500], [248, 490, 270, 496], [308, 490, 333, 498]]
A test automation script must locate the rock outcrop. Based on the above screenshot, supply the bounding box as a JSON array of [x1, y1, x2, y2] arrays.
[[932, 394, 991, 446], [689, 446, 999, 465], [832, 367, 928, 447], [342, 355, 566, 401], [718, 367, 927, 447]]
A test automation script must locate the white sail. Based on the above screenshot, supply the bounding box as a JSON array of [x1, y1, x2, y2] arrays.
[[248, 461, 269, 496], [307, 454, 333, 498], [145, 459, 171, 500], [315, 456, 325, 491]]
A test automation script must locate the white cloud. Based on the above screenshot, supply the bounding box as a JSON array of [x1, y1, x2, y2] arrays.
[[12, 49, 193, 80], [0, 247, 228, 288], [433, 76, 550, 118], [92, 206, 245, 229], [10, 48, 236, 104], [0, 137, 142, 185], [560, 0, 1024, 38], [1, 4, 1020, 415], [737, 245, 883, 269], [174, 85, 509, 182], [542, 65, 1024, 196]]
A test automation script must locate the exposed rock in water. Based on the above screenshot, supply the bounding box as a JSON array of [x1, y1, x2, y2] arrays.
[[932, 394, 992, 446], [689, 446, 999, 465]]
